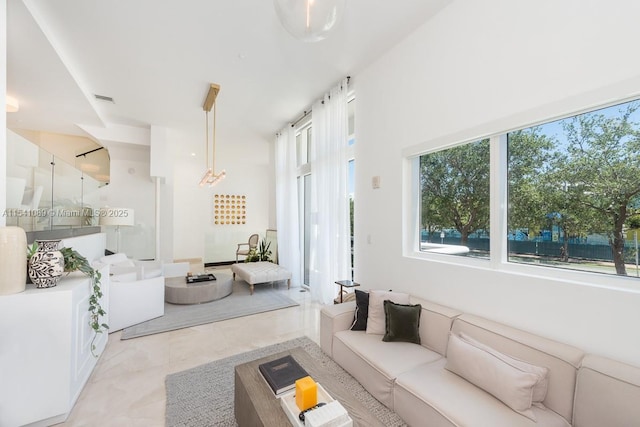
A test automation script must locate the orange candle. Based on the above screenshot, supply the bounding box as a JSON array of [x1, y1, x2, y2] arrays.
[[295, 376, 317, 411]]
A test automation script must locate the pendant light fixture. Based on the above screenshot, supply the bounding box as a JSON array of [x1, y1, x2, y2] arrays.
[[199, 83, 226, 187], [273, 0, 346, 42]]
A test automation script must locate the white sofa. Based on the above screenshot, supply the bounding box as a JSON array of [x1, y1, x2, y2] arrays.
[[321, 295, 640, 427], [97, 253, 164, 332], [99, 253, 163, 280]]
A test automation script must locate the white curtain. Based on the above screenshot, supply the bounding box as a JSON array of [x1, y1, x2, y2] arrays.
[[309, 79, 351, 304], [275, 125, 301, 286]]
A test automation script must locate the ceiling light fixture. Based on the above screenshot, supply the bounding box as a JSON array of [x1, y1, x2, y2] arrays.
[[199, 83, 226, 187], [6, 95, 19, 112], [273, 0, 346, 42]]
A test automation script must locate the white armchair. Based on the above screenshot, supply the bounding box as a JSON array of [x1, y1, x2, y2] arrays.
[[99, 253, 162, 280], [98, 253, 164, 332]]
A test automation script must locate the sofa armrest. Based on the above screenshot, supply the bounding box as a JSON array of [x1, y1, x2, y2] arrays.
[[109, 276, 165, 332], [320, 301, 356, 357], [134, 260, 162, 279]]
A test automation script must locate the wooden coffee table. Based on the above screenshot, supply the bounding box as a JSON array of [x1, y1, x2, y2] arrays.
[[234, 346, 386, 427]]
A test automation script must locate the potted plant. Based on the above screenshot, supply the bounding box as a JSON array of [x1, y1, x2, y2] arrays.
[[28, 243, 108, 356], [244, 239, 272, 263], [258, 239, 272, 262]]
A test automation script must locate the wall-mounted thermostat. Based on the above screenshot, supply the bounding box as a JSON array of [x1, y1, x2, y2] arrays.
[[372, 176, 381, 189]]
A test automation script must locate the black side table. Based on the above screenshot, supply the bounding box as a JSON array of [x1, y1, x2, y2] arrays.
[[334, 280, 360, 303]]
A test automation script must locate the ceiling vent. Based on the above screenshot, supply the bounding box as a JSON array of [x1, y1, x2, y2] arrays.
[[94, 94, 115, 103]]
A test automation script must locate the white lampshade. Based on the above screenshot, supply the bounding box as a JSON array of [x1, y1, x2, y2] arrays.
[[99, 208, 135, 227], [273, 0, 346, 42]]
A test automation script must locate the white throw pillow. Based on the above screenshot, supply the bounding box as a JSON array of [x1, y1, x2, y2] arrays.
[[445, 333, 540, 421], [114, 260, 136, 268], [459, 332, 549, 403], [100, 253, 129, 265], [365, 290, 410, 335]]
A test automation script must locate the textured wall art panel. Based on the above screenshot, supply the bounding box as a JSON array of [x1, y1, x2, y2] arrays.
[[213, 194, 246, 225]]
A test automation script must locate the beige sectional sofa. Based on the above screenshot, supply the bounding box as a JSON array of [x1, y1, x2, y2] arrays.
[[320, 295, 640, 427]]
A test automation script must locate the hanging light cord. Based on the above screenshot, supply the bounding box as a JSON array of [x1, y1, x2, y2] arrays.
[[212, 101, 217, 173], [205, 110, 210, 170]]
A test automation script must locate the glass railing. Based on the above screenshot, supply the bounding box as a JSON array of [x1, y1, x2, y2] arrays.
[[5, 130, 104, 233]]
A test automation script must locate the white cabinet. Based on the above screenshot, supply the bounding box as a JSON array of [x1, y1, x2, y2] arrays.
[[0, 269, 109, 427]]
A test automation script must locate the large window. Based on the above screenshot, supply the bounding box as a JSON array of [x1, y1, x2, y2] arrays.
[[507, 100, 640, 278], [296, 96, 356, 285], [348, 97, 355, 278], [419, 139, 490, 258], [414, 98, 640, 280], [296, 121, 313, 285]]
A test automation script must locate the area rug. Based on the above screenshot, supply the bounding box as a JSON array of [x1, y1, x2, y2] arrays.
[[121, 281, 298, 340], [165, 336, 406, 427]]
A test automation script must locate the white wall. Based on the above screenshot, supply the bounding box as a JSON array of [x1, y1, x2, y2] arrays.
[[99, 143, 156, 259], [171, 126, 272, 264], [0, 0, 7, 226], [354, 0, 640, 365]]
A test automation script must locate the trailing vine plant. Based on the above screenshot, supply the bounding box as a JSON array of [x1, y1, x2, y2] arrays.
[[28, 243, 109, 357], [60, 247, 108, 357]]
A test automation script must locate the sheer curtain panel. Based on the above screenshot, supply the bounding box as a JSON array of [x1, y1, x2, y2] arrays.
[[275, 125, 301, 286], [309, 79, 351, 304]]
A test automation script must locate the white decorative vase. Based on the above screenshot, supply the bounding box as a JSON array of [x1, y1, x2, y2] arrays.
[[28, 240, 65, 288], [0, 226, 28, 295]]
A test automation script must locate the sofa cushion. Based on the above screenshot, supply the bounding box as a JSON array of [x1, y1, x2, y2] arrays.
[[114, 259, 136, 268], [394, 359, 570, 427], [451, 314, 584, 423], [366, 290, 409, 335], [100, 253, 129, 265], [110, 270, 138, 282], [445, 333, 539, 420], [383, 300, 422, 344], [333, 330, 441, 409], [350, 289, 369, 331], [410, 296, 463, 356], [573, 354, 640, 427], [459, 332, 549, 403]]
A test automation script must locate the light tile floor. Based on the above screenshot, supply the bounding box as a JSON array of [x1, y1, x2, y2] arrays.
[[56, 272, 323, 427]]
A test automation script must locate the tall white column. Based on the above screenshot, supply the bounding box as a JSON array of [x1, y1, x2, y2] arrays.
[[0, 0, 7, 226]]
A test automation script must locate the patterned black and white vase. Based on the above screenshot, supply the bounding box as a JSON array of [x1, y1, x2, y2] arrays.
[[28, 240, 64, 288]]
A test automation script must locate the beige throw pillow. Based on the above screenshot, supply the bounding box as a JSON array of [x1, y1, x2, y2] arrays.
[[445, 333, 539, 421], [365, 290, 410, 335], [459, 332, 549, 403]]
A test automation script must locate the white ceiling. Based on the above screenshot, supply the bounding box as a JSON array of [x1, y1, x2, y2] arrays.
[[7, 0, 450, 147]]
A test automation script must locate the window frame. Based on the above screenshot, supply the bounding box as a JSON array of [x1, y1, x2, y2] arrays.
[[295, 117, 313, 286], [403, 96, 640, 292], [416, 138, 492, 258]]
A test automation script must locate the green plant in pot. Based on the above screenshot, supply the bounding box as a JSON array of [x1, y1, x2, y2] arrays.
[[244, 239, 272, 263], [27, 243, 108, 357]]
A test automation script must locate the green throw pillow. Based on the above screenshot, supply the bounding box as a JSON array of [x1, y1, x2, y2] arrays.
[[382, 300, 422, 344]]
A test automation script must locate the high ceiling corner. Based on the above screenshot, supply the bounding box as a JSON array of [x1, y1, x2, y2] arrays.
[[7, 0, 452, 144]]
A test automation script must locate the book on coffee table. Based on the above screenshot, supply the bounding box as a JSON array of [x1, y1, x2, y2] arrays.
[[258, 354, 309, 396], [185, 273, 216, 284]]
